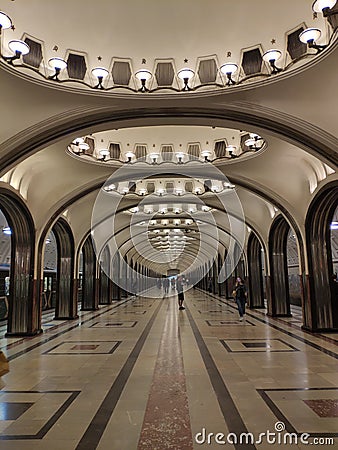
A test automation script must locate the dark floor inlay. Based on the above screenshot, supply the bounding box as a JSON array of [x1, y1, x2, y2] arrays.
[[71, 344, 99, 350], [303, 399, 338, 418], [0, 402, 33, 420], [243, 342, 268, 348], [206, 319, 255, 326], [90, 321, 137, 328]]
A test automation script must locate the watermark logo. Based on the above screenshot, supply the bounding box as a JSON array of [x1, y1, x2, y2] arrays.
[[195, 422, 335, 446]]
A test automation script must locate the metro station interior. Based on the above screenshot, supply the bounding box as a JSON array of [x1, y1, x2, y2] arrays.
[[0, 1, 337, 448]]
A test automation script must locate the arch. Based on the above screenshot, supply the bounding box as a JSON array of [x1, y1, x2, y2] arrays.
[[81, 235, 99, 310], [0, 104, 337, 175], [52, 217, 77, 319], [247, 232, 265, 309], [305, 181, 338, 331], [268, 215, 292, 317], [99, 246, 112, 305], [0, 188, 38, 336]]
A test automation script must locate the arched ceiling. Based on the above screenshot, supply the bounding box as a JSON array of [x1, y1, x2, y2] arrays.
[[0, 1, 337, 277]]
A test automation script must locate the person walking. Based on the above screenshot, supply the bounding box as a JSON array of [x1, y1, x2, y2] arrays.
[[163, 277, 169, 295], [177, 276, 185, 310], [233, 277, 247, 321]]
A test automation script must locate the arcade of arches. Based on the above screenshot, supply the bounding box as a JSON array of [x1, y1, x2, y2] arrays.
[[0, 1, 337, 448]]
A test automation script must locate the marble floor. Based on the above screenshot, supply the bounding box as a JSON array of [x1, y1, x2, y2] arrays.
[[0, 288, 337, 449]]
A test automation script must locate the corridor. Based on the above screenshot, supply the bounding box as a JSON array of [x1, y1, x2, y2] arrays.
[[0, 289, 337, 449]]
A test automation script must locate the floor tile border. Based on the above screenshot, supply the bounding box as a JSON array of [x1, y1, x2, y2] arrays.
[[257, 387, 338, 438], [42, 340, 121, 355], [199, 290, 338, 360], [75, 298, 164, 450], [220, 338, 300, 353], [185, 305, 255, 450], [0, 390, 80, 440]]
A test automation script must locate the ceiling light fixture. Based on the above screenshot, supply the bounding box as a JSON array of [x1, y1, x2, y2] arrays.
[[226, 145, 236, 158], [262, 49, 283, 74], [0, 11, 12, 33], [149, 152, 160, 164], [92, 67, 109, 89], [99, 149, 110, 160], [175, 152, 185, 164], [135, 70, 152, 92], [125, 151, 135, 162], [201, 150, 212, 162], [312, 0, 337, 16], [177, 68, 194, 91], [73, 142, 90, 155], [299, 28, 327, 53], [138, 188, 147, 196], [48, 57, 67, 80], [4, 40, 30, 64], [220, 63, 238, 86]]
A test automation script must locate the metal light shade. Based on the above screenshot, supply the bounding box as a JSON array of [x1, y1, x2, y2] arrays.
[[245, 138, 257, 147], [104, 183, 116, 191], [99, 149, 110, 156], [149, 152, 160, 159], [79, 142, 90, 151], [48, 57, 67, 70], [175, 152, 185, 159], [226, 145, 236, 153], [135, 70, 152, 81], [8, 40, 30, 55], [201, 150, 212, 157], [0, 11, 12, 29], [73, 137, 84, 145], [299, 28, 322, 44], [125, 151, 135, 159], [312, 0, 337, 12], [91, 67, 109, 78], [262, 49, 282, 62], [177, 68, 194, 80], [220, 63, 238, 75]]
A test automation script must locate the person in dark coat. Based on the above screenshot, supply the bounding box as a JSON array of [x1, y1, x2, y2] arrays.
[[233, 277, 247, 321]]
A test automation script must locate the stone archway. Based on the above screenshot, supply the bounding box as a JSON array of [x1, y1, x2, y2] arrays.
[[0, 189, 37, 336], [305, 181, 338, 331], [268, 216, 292, 317], [247, 233, 265, 309], [52, 218, 77, 320], [81, 235, 99, 311]]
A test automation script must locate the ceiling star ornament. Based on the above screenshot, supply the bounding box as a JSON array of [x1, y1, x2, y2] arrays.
[[313, 12, 318, 18], [97, 56, 102, 61], [227, 51, 232, 57], [52, 45, 58, 52], [142, 58, 146, 64], [184, 58, 188, 63], [271, 38, 276, 44]]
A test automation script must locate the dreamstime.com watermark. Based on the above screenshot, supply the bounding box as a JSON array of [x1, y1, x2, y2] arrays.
[[195, 422, 335, 446]]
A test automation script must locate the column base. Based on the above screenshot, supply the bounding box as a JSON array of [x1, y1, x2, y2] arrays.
[[5, 329, 43, 337], [302, 325, 338, 333], [267, 313, 292, 317], [53, 315, 79, 321], [81, 307, 99, 311]]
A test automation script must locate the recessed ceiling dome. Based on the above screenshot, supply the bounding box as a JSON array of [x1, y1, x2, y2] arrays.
[[0, 0, 335, 94]]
